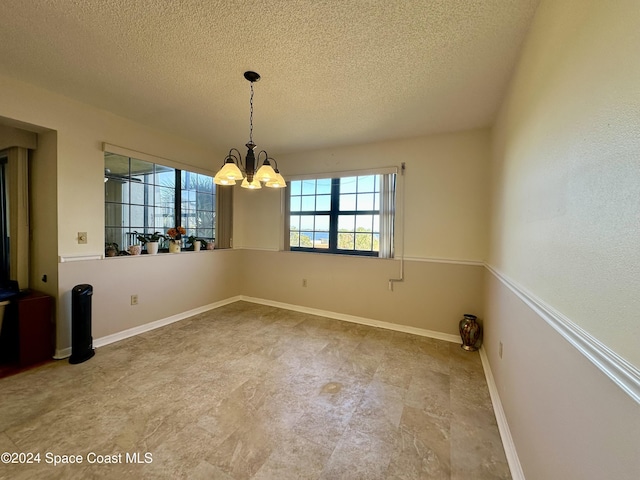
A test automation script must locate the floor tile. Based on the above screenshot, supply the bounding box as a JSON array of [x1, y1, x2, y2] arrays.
[[0, 302, 510, 479]]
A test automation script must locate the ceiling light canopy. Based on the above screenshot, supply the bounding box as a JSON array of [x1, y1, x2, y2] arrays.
[[214, 71, 286, 190]]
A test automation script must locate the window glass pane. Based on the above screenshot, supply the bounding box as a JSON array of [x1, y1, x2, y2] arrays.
[[197, 175, 213, 193], [182, 189, 196, 205], [130, 182, 145, 205], [189, 171, 197, 189], [315, 215, 330, 231], [121, 182, 130, 203], [301, 196, 315, 211], [372, 234, 380, 251], [338, 232, 354, 250], [355, 215, 373, 232], [200, 228, 214, 239], [373, 215, 380, 233], [105, 203, 128, 227], [182, 209, 197, 229], [355, 233, 372, 251], [290, 231, 300, 247], [302, 179, 316, 195], [196, 192, 213, 210], [339, 194, 356, 211], [374, 194, 380, 210], [290, 215, 300, 231], [357, 175, 376, 192], [156, 207, 175, 229], [300, 232, 314, 247], [357, 193, 374, 211], [338, 215, 355, 232], [145, 206, 154, 229], [300, 215, 314, 231], [104, 153, 129, 177], [130, 205, 145, 228], [197, 211, 214, 230], [315, 194, 331, 211], [340, 176, 357, 194], [105, 179, 129, 203], [290, 196, 301, 212], [182, 171, 198, 190], [155, 166, 175, 187], [130, 159, 154, 184], [290, 180, 302, 196], [105, 227, 125, 250], [316, 178, 331, 195], [314, 232, 329, 248], [156, 186, 175, 208]]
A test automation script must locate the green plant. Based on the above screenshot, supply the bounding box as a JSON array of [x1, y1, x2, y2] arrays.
[[187, 235, 206, 250], [135, 231, 165, 244], [105, 242, 119, 257]]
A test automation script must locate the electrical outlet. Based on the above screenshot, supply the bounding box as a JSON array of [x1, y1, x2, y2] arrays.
[[78, 232, 88, 244], [131, 294, 138, 306], [499, 341, 503, 359], [302, 278, 307, 287]]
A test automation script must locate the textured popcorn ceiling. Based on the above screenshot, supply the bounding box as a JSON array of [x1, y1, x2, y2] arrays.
[[0, 0, 539, 155]]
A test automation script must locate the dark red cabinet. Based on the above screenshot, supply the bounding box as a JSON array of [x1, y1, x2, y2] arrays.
[[17, 291, 54, 367]]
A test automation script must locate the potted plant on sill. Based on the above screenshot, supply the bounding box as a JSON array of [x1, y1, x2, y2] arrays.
[[105, 242, 119, 257], [166, 226, 186, 253], [135, 231, 165, 255], [186, 235, 207, 251]]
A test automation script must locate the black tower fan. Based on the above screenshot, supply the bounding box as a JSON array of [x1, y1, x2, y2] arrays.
[[69, 284, 95, 364]]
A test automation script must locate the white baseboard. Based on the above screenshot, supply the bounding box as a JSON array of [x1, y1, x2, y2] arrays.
[[93, 296, 242, 349], [56, 295, 458, 358], [240, 295, 461, 344], [479, 347, 525, 480], [54, 296, 242, 358], [54, 347, 71, 359]]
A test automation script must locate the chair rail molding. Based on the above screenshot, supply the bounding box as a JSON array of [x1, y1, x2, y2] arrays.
[[485, 264, 640, 405]]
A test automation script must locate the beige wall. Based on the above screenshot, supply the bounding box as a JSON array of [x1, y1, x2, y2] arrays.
[[489, 0, 640, 367], [235, 130, 491, 336], [58, 250, 242, 351], [236, 129, 491, 262], [242, 250, 484, 337], [484, 271, 640, 480], [29, 130, 58, 299], [0, 71, 490, 353], [0, 73, 222, 257], [0, 73, 241, 353], [487, 0, 640, 478]]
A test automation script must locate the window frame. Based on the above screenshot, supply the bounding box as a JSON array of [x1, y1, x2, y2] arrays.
[[286, 168, 397, 258], [104, 150, 217, 252]]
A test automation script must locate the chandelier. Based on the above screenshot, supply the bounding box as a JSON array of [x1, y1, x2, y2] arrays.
[[213, 71, 286, 189]]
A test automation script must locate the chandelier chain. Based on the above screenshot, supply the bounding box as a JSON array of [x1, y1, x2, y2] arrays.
[[249, 82, 254, 143]]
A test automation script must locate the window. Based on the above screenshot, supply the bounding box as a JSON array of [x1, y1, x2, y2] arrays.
[[104, 152, 216, 251], [180, 170, 215, 240], [288, 171, 396, 257]]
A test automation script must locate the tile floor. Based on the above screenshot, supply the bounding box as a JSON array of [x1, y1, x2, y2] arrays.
[[0, 302, 510, 479]]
